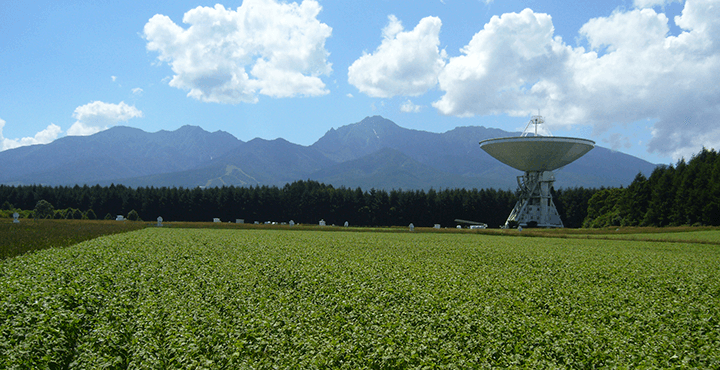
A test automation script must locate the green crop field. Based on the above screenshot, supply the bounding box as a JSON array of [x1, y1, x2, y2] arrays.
[[583, 229, 720, 244], [0, 220, 146, 260], [2, 228, 719, 368]]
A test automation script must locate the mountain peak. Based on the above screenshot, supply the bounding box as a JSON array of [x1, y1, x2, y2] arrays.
[[0, 117, 657, 190], [357, 115, 399, 127], [311, 116, 406, 162], [174, 125, 207, 134]]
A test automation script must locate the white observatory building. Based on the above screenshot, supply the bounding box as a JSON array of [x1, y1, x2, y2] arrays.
[[479, 116, 595, 228]]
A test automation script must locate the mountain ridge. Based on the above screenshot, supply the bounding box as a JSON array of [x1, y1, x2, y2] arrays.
[[0, 116, 657, 190]]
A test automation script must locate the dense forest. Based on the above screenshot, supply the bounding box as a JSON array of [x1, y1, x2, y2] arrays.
[[584, 148, 720, 227], [2, 148, 717, 228], [0, 181, 595, 228]]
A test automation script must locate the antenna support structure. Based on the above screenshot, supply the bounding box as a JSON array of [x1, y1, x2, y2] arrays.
[[508, 170, 563, 228], [479, 115, 595, 228], [511, 115, 561, 227]]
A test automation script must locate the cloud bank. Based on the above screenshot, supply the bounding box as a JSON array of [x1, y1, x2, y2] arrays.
[[68, 101, 143, 136], [0, 118, 62, 151], [144, 0, 332, 104], [349, 0, 720, 161]]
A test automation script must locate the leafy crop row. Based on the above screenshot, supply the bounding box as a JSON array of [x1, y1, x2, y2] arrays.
[[2, 229, 719, 368], [0, 219, 145, 260]]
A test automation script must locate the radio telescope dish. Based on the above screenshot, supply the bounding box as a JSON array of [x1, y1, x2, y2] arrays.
[[479, 116, 595, 228], [479, 136, 595, 172]]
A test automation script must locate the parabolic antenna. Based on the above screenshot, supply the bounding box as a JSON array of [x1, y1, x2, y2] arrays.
[[479, 137, 595, 172], [479, 116, 595, 228]]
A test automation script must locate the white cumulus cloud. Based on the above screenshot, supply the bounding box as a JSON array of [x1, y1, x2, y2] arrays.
[[143, 0, 332, 104], [348, 15, 447, 98], [429, 0, 720, 161], [68, 101, 143, 136], [1, 118, 62, 151], [433, 9, 565, 118]]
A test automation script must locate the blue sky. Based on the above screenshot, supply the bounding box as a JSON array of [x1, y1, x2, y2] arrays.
[[1, 0, 716, 166]]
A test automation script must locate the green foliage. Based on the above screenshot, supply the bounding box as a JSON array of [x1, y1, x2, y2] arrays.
[[583, 188, 624, 228], [85, 209, 97, 220], [0, 182, 526, 228], [33, 200, 54, 219], [1, 229, 719, 367], [127, 209, 140, 221], [0, 220, 145, 259], [585, 148, 720, 227]]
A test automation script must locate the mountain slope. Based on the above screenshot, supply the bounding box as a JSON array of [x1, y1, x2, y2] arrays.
[[310, 147, 482, 190], [310, 116, 656, 189], [0, 125, 240, 186], [0, 116, 659, 190], [104, 137, 335, 188]]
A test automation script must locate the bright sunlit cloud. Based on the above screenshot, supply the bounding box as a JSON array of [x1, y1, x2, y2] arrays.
[[67, 101, 143, 136], [348, 15, 447, 98], [143, 0, 332, 104], [348, 0, 720, 161], [0, 118, 62, 151]]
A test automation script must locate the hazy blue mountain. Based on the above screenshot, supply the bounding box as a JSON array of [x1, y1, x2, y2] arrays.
[[107, 137, 334, 188], [310, 147, 483, 190], [0, 116, 658, 190], [0, 125, 240, 186], [309, 116, 657, 189]]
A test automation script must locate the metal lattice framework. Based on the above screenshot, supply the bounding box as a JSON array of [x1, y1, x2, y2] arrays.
[[506, 171, 563, 228]]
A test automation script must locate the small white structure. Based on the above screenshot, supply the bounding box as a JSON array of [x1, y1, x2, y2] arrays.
[[13, 212, 20, 223], [236, 219, 244, 224], [213, 218, 221, 223], [157, 216, 163, 227], [409, 223, 414, 231], [344, 221, 349, 227], [470, 224, 487, 229], [289, 220, 295, 226], [116, 215, 124, 221], [434, 224, 441, 229], [254, 221, 259, 224], [319, 219, 326, 226], [457, 225, 462, 229]]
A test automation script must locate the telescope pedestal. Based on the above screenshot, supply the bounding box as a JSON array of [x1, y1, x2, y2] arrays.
[[505, 171, 563, 228]]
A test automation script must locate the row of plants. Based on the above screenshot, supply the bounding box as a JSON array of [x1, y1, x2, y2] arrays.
[[0, 220, 145, 260], [2, 228, 718, 368]]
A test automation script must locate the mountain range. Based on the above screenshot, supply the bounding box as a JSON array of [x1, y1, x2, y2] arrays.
[[0, 116, 657, 190]]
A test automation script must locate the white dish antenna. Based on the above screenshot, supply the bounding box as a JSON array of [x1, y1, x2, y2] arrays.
[[479, 116, 595, 228]]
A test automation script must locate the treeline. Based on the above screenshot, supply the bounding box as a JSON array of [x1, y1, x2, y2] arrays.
[[0, 181, 597, 228], [3, 147, 717, 228], [584, 148, 720, 227]]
